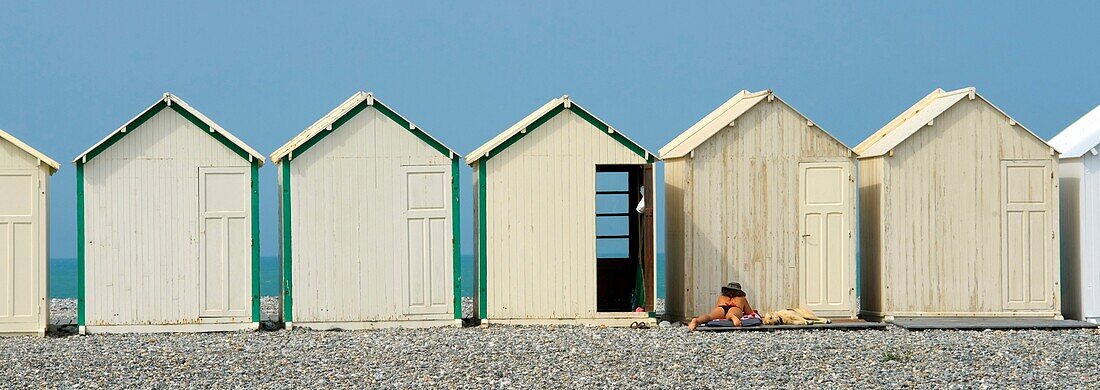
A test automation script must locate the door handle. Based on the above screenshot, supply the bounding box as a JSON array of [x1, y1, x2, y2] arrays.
[[801, 234, 811, 238]]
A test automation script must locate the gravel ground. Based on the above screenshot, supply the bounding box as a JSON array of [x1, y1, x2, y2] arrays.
[[7, 300, 1096, 388]]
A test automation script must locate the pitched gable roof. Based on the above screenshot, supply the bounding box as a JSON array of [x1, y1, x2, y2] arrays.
[[659, 89, 850, 159], [855, 87, 1053, 158], [1049, 104, 1100, 158], [465, 95, 655, 164], [270, 92, 459, 163], [73, 93, 265, 165], [0, 128, 61, 173]]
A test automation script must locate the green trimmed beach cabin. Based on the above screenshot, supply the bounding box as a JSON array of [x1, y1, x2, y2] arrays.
[[467, 95, 658, 326], [74, 93, 265, 333], [270, 92, 462, 329]]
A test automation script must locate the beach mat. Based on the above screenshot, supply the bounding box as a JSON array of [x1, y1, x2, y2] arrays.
[[891, 318, 1098, 331], [696, 319, 887, 332]]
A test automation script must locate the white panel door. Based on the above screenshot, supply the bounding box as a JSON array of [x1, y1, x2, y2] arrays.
[[0, 170, 37, 324], [1002, 160, 1053, 310], [798, 162, 850, 313], [198, 167, 251, 318], [401, 165, 453, 315]]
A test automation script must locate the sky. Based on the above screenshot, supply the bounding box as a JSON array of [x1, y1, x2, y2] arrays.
[[1, 2, 1098, 258]]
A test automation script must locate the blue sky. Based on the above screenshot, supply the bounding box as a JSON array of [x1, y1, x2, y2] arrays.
[[1, 2, 1097, 258]]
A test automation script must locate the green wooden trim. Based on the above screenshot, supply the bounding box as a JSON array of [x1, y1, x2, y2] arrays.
[[76, 163, 86, 326], [167, 104, 252, 162], [482, 103, 653, 163], [82, 102, 166, 162], [568, 106, 654, 162], [83, 101, 257, 164], [451, 157, 462, 319], [487, 105, 565, 159], [291, 99, 454, 160], [281, 161, 293, 322], [374, 100, 453, 158], [250, 162, 261, 322], [477, 159, 487, 319]]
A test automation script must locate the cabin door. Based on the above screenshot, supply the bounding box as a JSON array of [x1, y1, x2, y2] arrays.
[[401, 165, 453, 315], [1001, 160, 1054, 310], [0, 170, 38, 324], [797, 162, 851, 314], [198, 167, 251, 318]]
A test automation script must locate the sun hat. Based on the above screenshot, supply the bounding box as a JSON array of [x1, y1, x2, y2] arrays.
[[721, 282, 744, 294]]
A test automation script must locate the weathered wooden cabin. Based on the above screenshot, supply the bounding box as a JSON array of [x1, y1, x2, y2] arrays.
[[75, 93, 265, 333], [661, 90, 857, 321], [270, 92, 462, 329], [467, 95, 657, 325], [0, 129, 59, 336], [1049, 104, 1100, 323], [856, 87, 1061, 320]]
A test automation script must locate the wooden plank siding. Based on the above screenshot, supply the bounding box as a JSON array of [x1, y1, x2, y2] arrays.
[[0, 135, 51, 336], [664, 97, 856, 321], [286, 105, 455, 327], [82, 107, 254, 328], [861, 97, 1060, 318], [480, 108, 652, 321]]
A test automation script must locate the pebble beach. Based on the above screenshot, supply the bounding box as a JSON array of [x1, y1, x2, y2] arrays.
[[0, 298, 1095, 388]]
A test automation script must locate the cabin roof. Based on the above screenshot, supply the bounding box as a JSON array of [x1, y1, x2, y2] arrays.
[[659, 89, 850, 158], [1049, 104, 1100, 158], [855, 87, 1054, 158], [465, 95, 655, 164], [270, 92, 459, 163], [74, 93, 265, 166], [0, 128, 61, 173]]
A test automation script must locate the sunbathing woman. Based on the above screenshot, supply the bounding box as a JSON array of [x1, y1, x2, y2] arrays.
[[687, 282, 757, 331]]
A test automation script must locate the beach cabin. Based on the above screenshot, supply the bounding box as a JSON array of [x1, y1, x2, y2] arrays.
[[661, 90, 858, 321], [75, 93, 265, 333], [856, 87, 1061, 320], [1049, 104, 1100, 323], [271, 92, 462, 329], [467, 95, 657, 325], [0, 129, 58, 336]]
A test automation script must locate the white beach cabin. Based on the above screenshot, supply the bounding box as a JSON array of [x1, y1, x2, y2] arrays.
[[467, 95, 658, 326], [856, 87, 1061, 320], [0, 129, 59, 336], [270, 92, 462, 329], [75, 93, 265, 333], [661, 90, 858, 321], [1049, 104, 1100, 323]]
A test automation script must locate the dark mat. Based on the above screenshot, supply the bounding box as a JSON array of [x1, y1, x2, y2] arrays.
[[891, 318, 1098, 330], [696, 321, 887, 332]]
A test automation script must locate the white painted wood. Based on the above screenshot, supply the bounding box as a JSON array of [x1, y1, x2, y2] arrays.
[[82, 102, 256, 332], [798, 162, 852, 314], [1001, 160, 1054, 310], [0, 131, 52, 336], [476, 104, 655, 322], [858, 92, 1060, 319], [663, 94, 856, 320], [283, 101, 455, 326], [1050, 106, 1100, 323], [401, 165, 452, 315], [198, 167, 251, 318]]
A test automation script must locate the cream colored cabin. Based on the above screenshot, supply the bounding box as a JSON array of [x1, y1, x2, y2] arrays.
[[1049, 104, 1100, 323], [662, 90, 858, 321], [75, 93, 265, 333], [271, 92, 462, 330], [857, 87, 1061, 320], [0, 129, 58, 336], [467, 96, 657, 326]]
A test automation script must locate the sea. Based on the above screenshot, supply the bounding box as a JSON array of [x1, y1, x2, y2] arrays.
[[48, 255, 667, 300]]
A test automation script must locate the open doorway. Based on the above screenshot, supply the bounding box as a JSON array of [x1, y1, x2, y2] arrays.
[[595, 165, 654, 312]]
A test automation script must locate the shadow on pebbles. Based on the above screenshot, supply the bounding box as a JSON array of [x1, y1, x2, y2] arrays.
[[2, 298, 1095, 388]]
